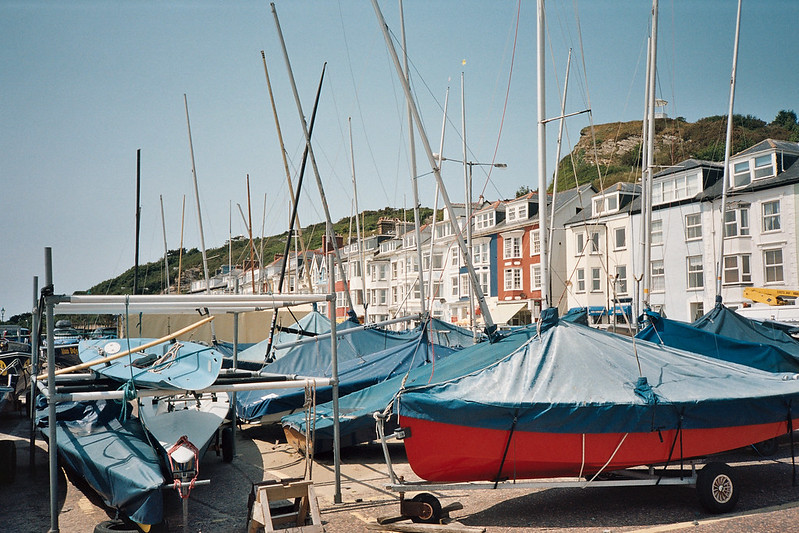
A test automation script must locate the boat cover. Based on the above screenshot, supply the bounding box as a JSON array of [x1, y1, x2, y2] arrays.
[[38, 400, 164, 525], [396, 310, 799, 436], [281, 324, 540, 447], [79, 338, 224, 390], [235, 311, 475, 369], [235, 330, 457, 422], [637, 305, 799, 372]]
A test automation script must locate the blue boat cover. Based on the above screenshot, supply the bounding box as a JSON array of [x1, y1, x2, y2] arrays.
[[236, 330, 457, 422], [236, 311, 475, 369], [281, 324, 540, 447], [39, 400, 164, 525], [79, 338, 224, 390], [637, 305, 799, 373], [396, 312, 799, 435]]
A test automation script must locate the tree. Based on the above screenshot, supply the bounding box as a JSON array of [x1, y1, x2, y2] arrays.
[[515, 185, 531, 198], [772, 109, 798, 129]]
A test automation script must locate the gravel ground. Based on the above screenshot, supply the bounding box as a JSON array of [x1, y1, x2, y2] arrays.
[[3, 408, 799, 533]]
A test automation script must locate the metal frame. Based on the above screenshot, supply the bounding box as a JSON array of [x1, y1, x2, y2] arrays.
[[36, 247, 341, 532]]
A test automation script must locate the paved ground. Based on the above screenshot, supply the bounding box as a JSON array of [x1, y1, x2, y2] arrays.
[[4, 406, 799, 532]]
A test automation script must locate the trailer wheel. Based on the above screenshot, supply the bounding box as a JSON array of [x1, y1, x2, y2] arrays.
[[221, 427, 234, 463], [0, 440, 16, 484], [697, 462, 739, 514], [753, 438, 779, 456], [93, 519, 139, 533], [409, 492, 442, 524]]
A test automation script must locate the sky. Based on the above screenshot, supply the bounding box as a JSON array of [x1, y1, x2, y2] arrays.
[[1, 0, 797, 319]]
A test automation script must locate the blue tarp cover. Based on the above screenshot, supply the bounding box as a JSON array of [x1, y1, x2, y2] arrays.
[[637, 305, 799, 373], [397, 316, 799, 435], [39, 400, 164, 525], [281, 324, 540, 446], [236, 330, 457, 422]]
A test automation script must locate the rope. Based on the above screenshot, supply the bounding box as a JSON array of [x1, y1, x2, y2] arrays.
[[584, 433, 629, 485], [167, 435, 200, 499], [492, 413, 519, 489], [303, 379, 317, 480]]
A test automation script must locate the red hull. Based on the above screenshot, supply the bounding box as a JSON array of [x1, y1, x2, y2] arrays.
[[400, 415, 791, 483]]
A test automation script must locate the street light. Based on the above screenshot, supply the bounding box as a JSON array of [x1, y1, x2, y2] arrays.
[[433, 154, 507, 331]]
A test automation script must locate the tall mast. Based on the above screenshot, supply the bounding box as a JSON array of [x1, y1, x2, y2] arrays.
[[271, 3, 353, 313], [349, 117, 368, 323], [642, 1, 658, 311], [134, 149, 141, 295], [261, 50, 314, 293], [371, 0, 495, 335], [184, 94, 211, 296], [398, 0, 426, 314], [461, 72, 475, 330], [714, 0, 743, 304], [536, 0, 549, 310], [177, 195, 185, 294], [246, 174, 257, 293], [159, 194, 170, 293]]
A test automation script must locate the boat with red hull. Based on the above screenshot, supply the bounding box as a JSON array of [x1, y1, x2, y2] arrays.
[[395, 310, 799, 484]]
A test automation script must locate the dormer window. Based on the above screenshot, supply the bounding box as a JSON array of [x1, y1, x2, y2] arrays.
[[593, 193, 619, 216], [506, 203, 528, 223], [652, 171, 701, 205], [732, 153, 775, 188], [475, 211, 495, 230]]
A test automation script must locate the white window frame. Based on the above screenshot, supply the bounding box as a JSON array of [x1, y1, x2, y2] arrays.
[[591, 267, 601, 292], [503, 235, 522, 259], [724, 206, 750, 238], [475, 211, 495, 230], [504, 268, 522, 291], [651, 219, 663, 245], [651, 260, 665, 292], [576, 268, 585, 293], [762, 199, 781, 233], [723, 254, 752, 285], [614, 265, 628, 295], [687, 255, 704, 289], [530, 264, 541, 290], [613, 227, 626, 250], [764, 248, 784, 283], [685, 213, 702, 241], [529, 229, 541, 256]]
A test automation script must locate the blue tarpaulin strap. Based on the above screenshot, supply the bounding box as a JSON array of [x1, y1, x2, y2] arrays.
[[493, 412, 519, 489]]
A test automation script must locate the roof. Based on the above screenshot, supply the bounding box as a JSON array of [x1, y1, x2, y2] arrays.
[[733, 139, 799, 158], [652, 158, 722, 179]]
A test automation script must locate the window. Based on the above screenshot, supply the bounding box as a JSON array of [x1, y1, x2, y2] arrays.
[[685, 213, 702, 240], [576, 268, 585, 292], [375, 288, 387, 305], [614, 265, 628, 295], [593, 194, 619, 215], [473, 242, 489, 265], [460, 274, 470, 297], [530, 264, 541, 290], [506, 203, 528, 222], [733, 161, 750, 187], [753, 154, 774, 179], [764, 249, 784, 282], [687, 255, 704, 289], [503, 235, 522, 259], [475, 211, 495, 230], [450, 276, 459, 297], [530, 229, 541, 255], [614, 227, 626, 250], [350, 261, 361, 277], [591, 268, 601, 292], [431, 281, 443, 299], [478, 271, 490, 295], [651, 219, 663, 245], [589, 232, 600, 254], [391, 261, 399, 279], [504, 268, 522, 291], [651, 260, 665, 292], [724, 207, 750, 237], [723, 254, 751, 285], [690, 302, 705, 321], [762, 200, 781, 232], [576, 232, 585, 255], [377, 263, 388, 280]]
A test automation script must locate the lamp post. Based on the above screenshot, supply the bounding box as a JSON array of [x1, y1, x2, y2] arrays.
[[433, 154, 507, 331]]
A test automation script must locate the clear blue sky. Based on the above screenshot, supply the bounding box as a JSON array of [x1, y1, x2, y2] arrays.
[[1, 0, 796, 318]]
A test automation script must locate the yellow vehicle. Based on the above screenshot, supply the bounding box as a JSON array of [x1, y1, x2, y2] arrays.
[[742, 287, 799, 306]]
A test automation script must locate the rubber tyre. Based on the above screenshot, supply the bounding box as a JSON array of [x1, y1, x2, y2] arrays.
[[221, 427, 234, 463], [753, 437, 779, 456], [697, 462, 739, 514], [0, 440, 16, 484], [409, 492, 442, 524], [93, 519, 140, 533]]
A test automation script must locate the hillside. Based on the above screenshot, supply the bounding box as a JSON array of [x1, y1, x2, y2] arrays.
[[84, 111, 799, 299], [554, 111, 799, 192]]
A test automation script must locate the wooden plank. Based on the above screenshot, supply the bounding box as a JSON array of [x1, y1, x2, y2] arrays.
[[366, 521, 486, 533]]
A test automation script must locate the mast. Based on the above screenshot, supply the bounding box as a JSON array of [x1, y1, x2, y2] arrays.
[[263, 62, 326, 362], [271, 3, 353, 313], [349, 117, 368, 323], [261, 50, 315, 293], [177, 195, 185, 294], [399, 0, 426, 315], [642, 1, 658, 311], [246, 174, 257, 293], [714, 0, 743, 304], [428, 86, 449, 309], [134, 149, 141, 295], [536, 0, 549, 310], [184, 94, 212, 296], [159, 194, 170, 293], [371, 0, 495, 335], [548, 49, 572, 261]]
